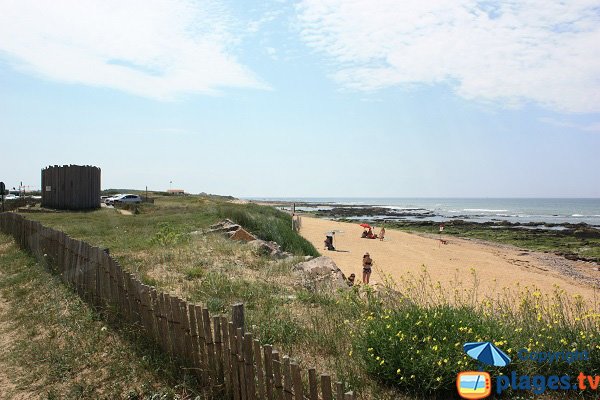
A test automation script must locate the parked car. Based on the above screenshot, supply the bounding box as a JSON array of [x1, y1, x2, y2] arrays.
[[104, 194, 124, 205], [113, 194, 142, 205]]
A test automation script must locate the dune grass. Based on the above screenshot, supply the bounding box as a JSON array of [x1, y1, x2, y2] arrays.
[[216, 202, 319, 256], [0, 233, 199, 399]]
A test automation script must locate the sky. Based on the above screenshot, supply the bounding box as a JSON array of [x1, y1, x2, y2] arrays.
[[1, 0, 599, 198]]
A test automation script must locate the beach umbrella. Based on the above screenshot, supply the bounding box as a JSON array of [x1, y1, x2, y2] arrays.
[[359, 223, 371, 229], [463, 342, 511, 367]]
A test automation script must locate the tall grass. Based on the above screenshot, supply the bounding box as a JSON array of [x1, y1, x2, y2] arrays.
[[216, 202, 319, 256]]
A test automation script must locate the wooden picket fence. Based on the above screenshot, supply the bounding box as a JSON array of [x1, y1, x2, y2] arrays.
[[0, 212, 355, 400]]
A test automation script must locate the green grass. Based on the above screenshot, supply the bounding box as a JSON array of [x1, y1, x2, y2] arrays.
[[0, 233, 200, 399], [216, 202, 319, 256]]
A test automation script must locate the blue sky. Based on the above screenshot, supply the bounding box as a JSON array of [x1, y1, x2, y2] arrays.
[[1, 0, 599, 197]]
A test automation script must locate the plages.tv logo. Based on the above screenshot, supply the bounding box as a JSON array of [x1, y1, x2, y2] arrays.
[[456, 341, 511, 399]]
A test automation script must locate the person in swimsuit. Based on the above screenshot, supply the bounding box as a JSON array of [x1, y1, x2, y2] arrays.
[[362, 252, 373, 284]]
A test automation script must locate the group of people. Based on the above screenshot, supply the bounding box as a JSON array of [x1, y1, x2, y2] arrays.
[[324, 225, 382, 286], [361, 226, 385, 241]]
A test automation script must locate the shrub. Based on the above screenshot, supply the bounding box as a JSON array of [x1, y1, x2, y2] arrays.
[[351, 272, 600, 397]]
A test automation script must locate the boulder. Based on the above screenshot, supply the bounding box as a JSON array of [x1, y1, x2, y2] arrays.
[[208, 219, 242, 233], [248, 239, 292, 259], [293, 256, 349, 291], [229, 228, 257, 242]]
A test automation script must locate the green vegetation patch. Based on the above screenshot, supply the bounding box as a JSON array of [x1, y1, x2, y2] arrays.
[[217, 202, 319, 256], [351, 273, 600, 398], [0, 233, 198, 399]]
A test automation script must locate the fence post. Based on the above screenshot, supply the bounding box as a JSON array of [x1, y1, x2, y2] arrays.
[[221, 316, 232, 397], [308, 368, 318, 400], [321, 375, 333, 400], [228, 322, 241, 400], [336, 382, 344, 400], [272, 352, 284, 400], [291, 363, 303, 400], [243, 332, 256, 400], [232, 303, 245, 334], [282, 356, 293, 400], [254, 339, 266, 400]]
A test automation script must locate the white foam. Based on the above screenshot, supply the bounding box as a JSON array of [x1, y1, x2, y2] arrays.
[[464, 208, 508, 213]]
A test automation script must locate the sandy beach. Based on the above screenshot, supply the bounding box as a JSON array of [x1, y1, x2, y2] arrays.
[[300, 216, 599, 302]]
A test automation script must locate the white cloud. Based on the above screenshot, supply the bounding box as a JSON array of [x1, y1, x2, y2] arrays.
[[0, 0, 267, 99], [539, 117, 600, 132], [297, 0, 600, 113]]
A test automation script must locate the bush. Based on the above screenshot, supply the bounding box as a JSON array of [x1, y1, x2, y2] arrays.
[[351, 272, 600, 397]]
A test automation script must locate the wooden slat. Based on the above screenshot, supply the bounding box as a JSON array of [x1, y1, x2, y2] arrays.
[[308, 368, 318, 400], [283, 356, 293, 400], [203, 308, 217, 386], [169, 295, 184, 360], [228, 322, 241, 400], [221, 316, 231, 397], [336, 382, 344, 400], [213, 316, 223, 384], [162, 293, 176, 356], [188, 304, 201, 374], [180, 300, 193, 366], [264, 345, 275, 400], [291, 363, 304, 400], [150, 289, 166, 352], [236, 328, 247, 400], [243, 333, 255, 400], [344, 392, 354, 400], [195, 305, 209, 387], [254, 340, 266, 400], [321, 375, 333, 400], [272, 353, 284, 400]]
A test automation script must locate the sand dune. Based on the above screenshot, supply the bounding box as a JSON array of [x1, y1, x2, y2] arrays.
[[299, 216, 598, 302]]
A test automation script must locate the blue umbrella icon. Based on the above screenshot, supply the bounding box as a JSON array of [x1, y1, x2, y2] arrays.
[[463, 342, 511, 367]]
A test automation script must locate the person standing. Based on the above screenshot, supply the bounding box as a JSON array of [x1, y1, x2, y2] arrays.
[[362, 252, 373, 284], [379, 226, 386, 241]]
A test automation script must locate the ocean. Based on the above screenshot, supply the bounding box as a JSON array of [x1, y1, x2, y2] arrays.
[[248, 198, 600, 227]]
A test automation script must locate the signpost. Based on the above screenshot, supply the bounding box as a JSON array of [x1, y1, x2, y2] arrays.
[[0, 182, 5, 212]]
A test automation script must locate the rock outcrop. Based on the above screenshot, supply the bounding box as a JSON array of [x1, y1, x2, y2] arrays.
[[204, 219, 257, 242], [292, 256, 349, 292], [248, 239, 292, 259]]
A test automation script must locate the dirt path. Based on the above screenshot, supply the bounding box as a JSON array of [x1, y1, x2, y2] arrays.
[[300, 216, 599, 302]]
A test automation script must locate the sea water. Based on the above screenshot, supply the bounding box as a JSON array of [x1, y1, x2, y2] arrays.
[[249, 198, 600, 227]]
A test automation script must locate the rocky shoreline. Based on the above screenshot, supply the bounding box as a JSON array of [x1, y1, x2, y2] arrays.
[[255, 200, 600, 265]]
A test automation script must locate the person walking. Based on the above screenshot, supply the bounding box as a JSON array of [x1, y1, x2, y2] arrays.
[[362, 252, 373, 284]]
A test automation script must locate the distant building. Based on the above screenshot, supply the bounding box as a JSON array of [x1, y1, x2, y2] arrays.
[[167, 189, 185, 195], [42, 165, 101, 210]]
